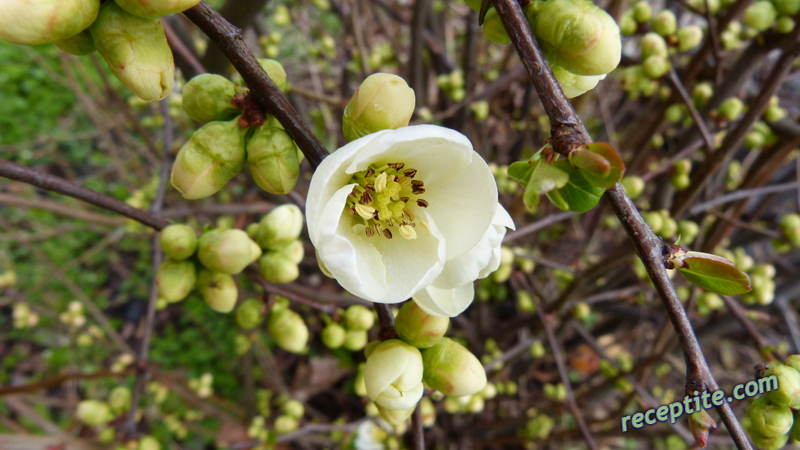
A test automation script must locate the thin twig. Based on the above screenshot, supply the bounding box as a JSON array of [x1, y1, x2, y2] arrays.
[[667, 66, 715, 153], [689, 181, 800, 214]]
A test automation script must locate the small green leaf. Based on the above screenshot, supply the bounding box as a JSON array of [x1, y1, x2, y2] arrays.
[[676, 251, 752, 295], [576, 143, 626, 189], [530, 160, 570, 193], [545, 160, 606, 213], [569, 147, 610, 177], [508, 160, 535, 186]]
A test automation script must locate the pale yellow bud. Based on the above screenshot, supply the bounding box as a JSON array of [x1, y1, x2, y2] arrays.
[[0, 0, 98, 46], [115, 0, 201, 19], [342, 73, 416, 141]]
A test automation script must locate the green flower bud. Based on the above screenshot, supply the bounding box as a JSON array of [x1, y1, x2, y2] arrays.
[[743, 1, 778, 31], [282, 399, 304, 419], [670, 173, 690, 190], [718, 97, 745, 121], [109, 386, 132, 414], [197, 270, 238, 313], [235, 334, 251, 355], [642, 211, 664, 234], [642, 55, 670, 79], [342, 73, 416, 142], [181, 74, 240, 124], [776, 16, 795, 33], [677, 220, 700, 244], [137, 436, 160, 450], [551, 64, 606, 98], [54, 31, 96, 56], [274, 239, 304, 265], [751, 432, 789, 450], [0, 0, 98, 46], [620, 176, 645, 199], [246, 125, 300, 195], [421, 338, 486, 397], [274, 414, 299, 434], [572, 302, 590, 320], [171, 119, 246, 199], [322, 323, 347, 348], [529, 340, 546, 359], [156, 259, 197, 302], [115, 0, 200, 19], [258, 251, 300, 284], [748, 395, 794, 436], [765, 364, 800, 408], [531, 0, 621, 76], [256, 204, 304, 249], [775, 0, 800, 15], [344, 304, 375, 331], [692, 82, 714, 107], [365, 339, 424, 410], [236, 298, 264, 329], [378, 404, 415, 425], [198, 229, 261, 275], [765, 105, 787, 123], [354, 363, 367, 397], [343, 329, 369, 351], [516, 290, 536, 312], [619, 10, 638, 36], [640, 32, 669, 59], [688, 410, 716, 448], [257, 59, 288, 92], [76, 400, 113, 426], [159, 224, 197, 260], [632, 1, 652, 23], [394, 301, 449, 348], [482, 8, 511, 44], [677, 25, 704, 52], [91, 2, 174, 101], [268, 306, 309, 353], [652, 10, 677, 36]]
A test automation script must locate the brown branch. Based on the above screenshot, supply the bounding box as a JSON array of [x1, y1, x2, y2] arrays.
[[183, 2, 329, 168], [490, 0, 752, 447], [0, 158, 170, 230], [0, 368, 135, 396], [0, 192, 127, 227]]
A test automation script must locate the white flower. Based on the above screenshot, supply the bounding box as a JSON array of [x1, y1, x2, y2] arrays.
[[306, 124, 514, 317]]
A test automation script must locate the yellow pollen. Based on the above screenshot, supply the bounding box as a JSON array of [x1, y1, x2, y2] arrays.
[[345, 162, 429, 240]]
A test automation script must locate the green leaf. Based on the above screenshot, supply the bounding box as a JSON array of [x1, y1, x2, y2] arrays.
[[530, 160, 570, 193], [508, 160, 535, 186], [571, 143, 625, 189], [676, 251, 752, 295], [545, 160, 605, 213]]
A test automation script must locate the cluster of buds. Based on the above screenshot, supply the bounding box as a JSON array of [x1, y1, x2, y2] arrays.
[[436, 70, 466, 102], [342, 73, 415, 142], [670, 158, 692, 191], [442, 382, 497, 415], [173, 59, 300, 199], [641, 209, 689, 241], [598, 358, 634, 393], [59, 300, 86, 328], [778, 213, 800, 249], [489, 163, 522, 196], [76, 385, 131, 429], [743, 0, 797, 34], [267, 298, 309, 353], [12, 302, 38, 329], [744, 355, 800, 448], [321, 304, 375, 351], [475, 249, 535, 304], [188, 373, 214, 398], [111, 353, 135, 373], [247, 394, 305, 441], [521, 408, 556, 441], [76, 325, 105, 348], [615, 0, 703, 99], [249, 204, 305, 285], [740, 263, 776, 305]]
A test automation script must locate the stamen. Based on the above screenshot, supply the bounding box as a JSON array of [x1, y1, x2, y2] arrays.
[[404, 169, 417, 178], [365, 226, 375, 237], [360, 191, 372, 204], [411, 180, 424, 188], [355, 204, 376, 220], [388, 162, 405, 170], [365, 167, 375, 177], [374, 172, 388, 193], [399, 224, 417, 240], [349, 206, 356, 215], [403, 208, 415, 221], [382, 229, 393, 239], [416, 199, 429, 208], [412, 187, 426, 195]]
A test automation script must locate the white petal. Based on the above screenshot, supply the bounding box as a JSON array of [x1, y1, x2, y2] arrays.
[[366, 209, 446, 303], [431, 205, 515, 289], [312, 184, 388, 301], [412, 283, 475, 317]]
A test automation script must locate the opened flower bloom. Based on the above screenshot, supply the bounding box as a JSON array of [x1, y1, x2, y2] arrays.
[[306, 124, 514, 317]]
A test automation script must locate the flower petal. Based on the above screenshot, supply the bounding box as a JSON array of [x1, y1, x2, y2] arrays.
[[412, 283, 475, 318], [431, 205, 515, 289]]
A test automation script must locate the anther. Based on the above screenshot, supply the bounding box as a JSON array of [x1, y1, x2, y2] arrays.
[[349, 206, 356, 215], [416, 199, 429, 208], [382, 229, 393, 239], [404, 169, 417, 178], [374, 172, 388, 193], [365, 167, 375, 177], [399, 224, 417, 240], [412, 187, 425, 195], [360, 191, 372, 204], [365, 227, 375, 237], [355, 204, 376, 220], [411, 180, 424, 187], [388, 162, 405, 170]]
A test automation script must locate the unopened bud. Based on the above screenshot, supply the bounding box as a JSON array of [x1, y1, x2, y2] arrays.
[[91, 2, 174, 101], [642, 55, 670, 79], [321, 323, 346, 348], [421, 338, 486, 397], [182, 74, 239, 124], [482, 8, 511, 44], [0, 1, 99, 46], [640, 32, 669, 59], [171, 119, 246, 199], [159, 224, 197, 260], [344, 304, 375, 331], [257, 59, 288, 92], [765, 364, 800, 408], [197, 270, 238, 313], [246, 125, 300, 195], [273, 415, 299, 434], [236, 298, 264, 329], [718, 97, 745, 122], [258, 251, 300, 284], [747, 395, 794, 436], [109, 386, 132, 414], [688, 409, 716, 448], [551, 64, 606, 98], [620, 176, 645, 199], [257, 204, 305, 249], [743, 1, 778, 31], [343, 329, 369, 351], [342, 73, 415, 141], [395, 301, 449, 348], [156, 259, 197, 303], [115, 0, 200, 19], [652, 10, 677, 36], [76, 400, 113, 426], [198, 229, 261, 275], [677, 25, 703, 52], [268, 306, 309, 353], [377, 404, 415, 425], [750, 432, 789, 450], [138, 436, 160, 450], [365, 339, 424, 410], [54, 31, 96, 56], [531, 0, 621, 76]]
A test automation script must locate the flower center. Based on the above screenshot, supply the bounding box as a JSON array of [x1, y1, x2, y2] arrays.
[[345, 162, 429, 240]]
